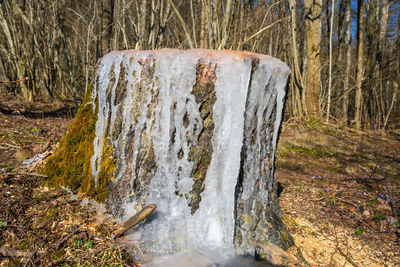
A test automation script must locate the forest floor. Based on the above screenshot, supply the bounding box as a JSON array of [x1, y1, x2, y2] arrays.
[[276, 118, 400, 266], [0, 112, 399, 266]]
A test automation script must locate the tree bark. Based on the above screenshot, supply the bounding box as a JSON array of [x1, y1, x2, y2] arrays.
[[304, 0, 322, 116], [0, 6, 32, 101], [355, 0, 365, 130], [326, 0, 335, 122], [200, 0, 207, 48], [342, 0, 351, 125], [218, 0, 233, 49], [289, 0, 304, 117]]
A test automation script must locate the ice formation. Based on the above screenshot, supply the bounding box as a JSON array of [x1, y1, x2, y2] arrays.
[[89, 49, 290, 256]]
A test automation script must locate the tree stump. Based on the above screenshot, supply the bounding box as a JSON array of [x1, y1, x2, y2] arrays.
[[43, 49, 293, 258]]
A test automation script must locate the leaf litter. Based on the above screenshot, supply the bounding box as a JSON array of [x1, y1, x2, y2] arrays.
[[277, 118, 400, 266], [1, 113, 399, 266], [0, 113, 136, 266]]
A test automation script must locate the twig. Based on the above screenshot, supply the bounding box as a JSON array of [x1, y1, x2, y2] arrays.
[[41, 226, 83, 259], [336, 247, 360, 267], [167, 0, 194, 48], [336, 197, 357, 207], [238, 17, 288, 48], [0, 77, 28, 84], [2, 172, 48, 178]]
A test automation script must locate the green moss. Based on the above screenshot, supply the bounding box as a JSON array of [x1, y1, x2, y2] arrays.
[[17, 241, 27, 250], [276, 160, 306, 173], [240, 214, 253, 226], [95, 136, 117, 202], [261, 238, 269, 246], [326, 165, 344, 173], [282, 141, 325, 157], [304, 117, 323, 129], [42, 86, 115, 202], [281, 230, 291, 247]]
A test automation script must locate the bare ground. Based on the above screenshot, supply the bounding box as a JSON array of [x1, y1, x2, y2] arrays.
[[0, 113, 399, 266]]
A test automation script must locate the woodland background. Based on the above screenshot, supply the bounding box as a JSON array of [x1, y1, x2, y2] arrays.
[[0, 0, 399, 130], [1, 1, 400, 265]]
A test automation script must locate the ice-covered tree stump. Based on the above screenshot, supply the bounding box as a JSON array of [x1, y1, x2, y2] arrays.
[[43, 49, 293, 258]]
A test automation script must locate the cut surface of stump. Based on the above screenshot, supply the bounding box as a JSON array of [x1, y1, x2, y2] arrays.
[[43, 49, 293, 257]]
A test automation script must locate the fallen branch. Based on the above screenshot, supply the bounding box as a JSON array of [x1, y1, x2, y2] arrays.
[[112, 204, 157, 238], [336, 247, 360, 267]]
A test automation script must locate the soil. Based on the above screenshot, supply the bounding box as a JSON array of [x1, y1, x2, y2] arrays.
[[0, 110, 399, 266]]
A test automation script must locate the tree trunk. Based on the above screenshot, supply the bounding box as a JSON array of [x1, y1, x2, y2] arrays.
[[168, 0, 194, 48], [218, 0, 233, 49], [379, 0, 389, 129], [342, 0, 351, 125], [355, 0, 365, 130], [138, 0, 148, 49], [200, 0, 207, 48], [0, 6, 31, 101], [304, 0, 322, 116], [289, 0, 304, 117], [326, 0, 335, 122]]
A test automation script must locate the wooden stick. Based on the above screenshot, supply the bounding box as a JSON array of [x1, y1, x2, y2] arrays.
[[112, 204, 157, 238], [0, 77, 28, 84]]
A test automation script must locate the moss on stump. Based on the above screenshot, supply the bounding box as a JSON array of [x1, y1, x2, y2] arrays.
[[42, 86, 116, 202]]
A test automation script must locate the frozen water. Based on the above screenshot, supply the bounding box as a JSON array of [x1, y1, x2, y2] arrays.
[[22, 152, 45, 167], [89, 49, 290, 258]]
